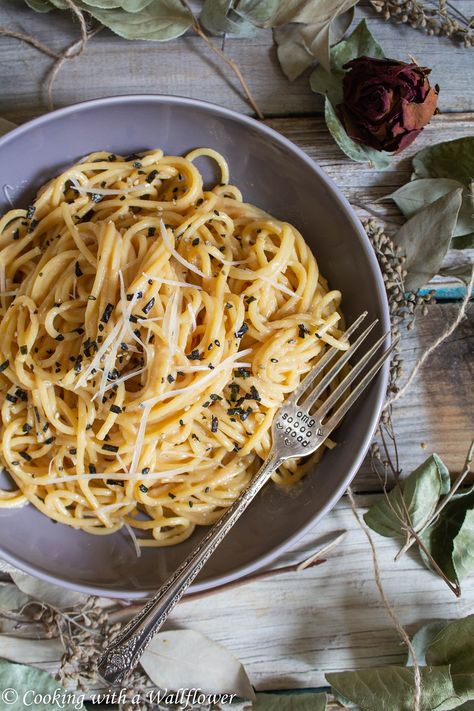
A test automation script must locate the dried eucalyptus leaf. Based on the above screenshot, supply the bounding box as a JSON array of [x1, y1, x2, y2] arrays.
[[452, 234, 474, 250], [363, 454, 451, 539], [82, 0, 155, 10], [24, 0, 55, 11], [253, 692, 327, 709], [140, 629, 255, 700], [323, 98, 392, 169], [234, 0, 279, 26], [200, 0, 256, 37], [300, 0, 357, 72], [412, 136, 474, 189], [310, 19, 384, 106], [10, 570, 89, 608], [439, 262, 474, 285], [381, 179, 474, 238], [327, 665, 464, 711], [421, 486, 474, 586], [0, 635, 64, 666], [273, 25, 315, 80], [85, 0, 193, 40], [0, 660, 78, 711], [394, 188, 463, 291], [270, 0, 355, 27], [0, 582, 30, 610], [300, 21, 331, 73], [329, 6, 355, 45], [426, 615, 474, 674], [407, 621, 451, 666]]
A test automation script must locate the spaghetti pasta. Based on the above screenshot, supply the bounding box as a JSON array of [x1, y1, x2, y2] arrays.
[[0, 148, 348, 547]]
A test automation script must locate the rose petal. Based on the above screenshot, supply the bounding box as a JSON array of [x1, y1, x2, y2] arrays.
[[402, 87, 438, 131]]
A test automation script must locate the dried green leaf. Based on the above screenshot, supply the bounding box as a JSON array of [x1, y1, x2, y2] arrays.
[[273, 24, 315, 80], [0, 582, 30, 611], [81, 0, 193, 40], [327, 665, 467, 711], [310, 19, 384, 106], [452, 234, 474, 250], [426, 615, 474, 674], [381, 179, 474, 239], [82, 0, 155, 10], [140, 629, 255, 700], [200, 0, 256, 37], [394, 188, 463, 291], [439, 262, 474, 286], [364, 454, 451, 539], [412, 136, 474, 189], [10, 570, 89, 609], [322, 98, 392, 168], [0, 635, 63, 667], [253, 692, 327, 709], [421, 486, 474, 586], [0, 660, 79, 711], [273, 7, 354, 81], [407, 621, 451, 666], [24, 0, 55, 11], [234, 0, 279, 26], [270, 0, 355, 27]]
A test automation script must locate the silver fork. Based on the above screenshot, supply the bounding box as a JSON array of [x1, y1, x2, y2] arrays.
[[97, 311, 395, 685]]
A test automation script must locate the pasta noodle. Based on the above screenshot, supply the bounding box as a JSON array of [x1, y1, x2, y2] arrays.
[[0, 148, 348, 547]]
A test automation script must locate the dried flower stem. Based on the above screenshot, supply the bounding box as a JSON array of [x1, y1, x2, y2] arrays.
[[396, 438, 474, 559], [369, 0, 474, 47], [347, 486, 422, 711], [372, 422, 461, 597], [180, 0, 264, 119]]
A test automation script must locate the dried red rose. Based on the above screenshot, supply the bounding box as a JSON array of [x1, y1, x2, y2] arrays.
[[337, 56, 439, 153]]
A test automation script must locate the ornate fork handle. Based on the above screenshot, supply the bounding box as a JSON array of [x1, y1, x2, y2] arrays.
[[97, 451, 282, 685]]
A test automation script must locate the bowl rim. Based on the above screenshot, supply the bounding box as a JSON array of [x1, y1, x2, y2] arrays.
[[0, 94, 390, 598]]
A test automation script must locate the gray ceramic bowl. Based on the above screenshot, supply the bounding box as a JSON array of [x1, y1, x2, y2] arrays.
[[0, 95, 389, 598]]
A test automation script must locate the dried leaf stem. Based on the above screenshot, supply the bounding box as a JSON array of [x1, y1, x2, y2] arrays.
[[347, 486, 422, 711], [395, 438, 474, 559], [180, 0, 264, 119]]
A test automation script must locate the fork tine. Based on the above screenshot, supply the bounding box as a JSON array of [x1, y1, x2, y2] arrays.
[[297, 318, 379, 411], [321, 339, 398, 438], [313, 331, 391, 420], [286, 311, 369, 406]]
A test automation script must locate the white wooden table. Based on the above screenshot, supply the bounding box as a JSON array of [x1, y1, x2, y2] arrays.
[[0, 0, 473, 692]]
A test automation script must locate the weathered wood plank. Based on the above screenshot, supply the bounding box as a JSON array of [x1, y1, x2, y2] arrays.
[[10, 495, 473, 691], [167, 493, 474, 690], [0, 0, 472, 122]]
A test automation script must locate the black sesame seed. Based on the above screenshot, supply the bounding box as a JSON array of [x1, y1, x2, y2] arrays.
[[211, 416, 218, 433], [19, 451, 32, 461], [22, 423, 32, 433], [89, 464, 97, 474], [142, 297, 155, 315], [146, 169, 158, 183], [0, 360, 9, 373], [103, 443, 119, 453], [235, 322, 249, 338], [19, 345, 28, 356], [110, 404, 122, 414], [101, 303, 114, 324], [192, 238, 200, 246], [141, 467, 150, 475], [139, 484, 148, 493], [6, 394, 17, 404]]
